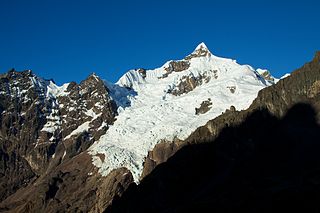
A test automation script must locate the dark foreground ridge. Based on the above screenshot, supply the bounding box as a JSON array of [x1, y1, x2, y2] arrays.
[[108, 103, 320, 213]]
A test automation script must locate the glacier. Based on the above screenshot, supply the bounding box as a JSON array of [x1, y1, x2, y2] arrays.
[[89, 43, 274, 182]]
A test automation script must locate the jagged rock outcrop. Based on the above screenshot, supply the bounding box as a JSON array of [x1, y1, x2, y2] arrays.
[[161, 43, 216, 95], [164, 60, 190, 74], [168, 72, 212, 96], [136, 68, 146, 79], [0, 70, 57, 201], [0, 70, 120, 211], [195, 99, 212, 115], [251, 51, 320, 118], [58, 74, 117, 160], [184, 42, 211, 60]]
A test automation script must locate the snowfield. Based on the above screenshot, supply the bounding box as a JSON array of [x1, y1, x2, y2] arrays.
[[89, 43, 274, 182]]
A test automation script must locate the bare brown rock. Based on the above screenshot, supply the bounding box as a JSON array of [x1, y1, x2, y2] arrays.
[[195, 99, 212, 115], [0, 152, 133, 213], [0, 71, 119, 211], [141, 139, 184, 179], [168, 71, 212, 96], [137, 68, 146, 79], [164, 61, 190, 74], [308, 80, 320, 98], [185, 43, 211, 60]]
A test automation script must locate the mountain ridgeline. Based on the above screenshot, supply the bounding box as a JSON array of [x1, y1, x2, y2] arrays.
[[0, 44, 319, 212], [108, 51, 320, 212]]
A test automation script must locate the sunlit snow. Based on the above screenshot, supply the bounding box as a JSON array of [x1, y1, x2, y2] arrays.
[[89, 43, 272, 182]]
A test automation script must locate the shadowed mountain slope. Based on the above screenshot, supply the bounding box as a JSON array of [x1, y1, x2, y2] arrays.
[[107, 103, 320, 213], [107, 52, 320, 212]]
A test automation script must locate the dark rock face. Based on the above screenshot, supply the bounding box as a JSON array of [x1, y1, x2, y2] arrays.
[[107, 51, 320, 212], [136, 68, 146, 79], [161, 60, 191, 79], [170, 76, 198, 95], [141, 140, 184, 179], [0, 152, 133, 213], [59, 74, 117, 140], [108, 104, 320, 213], [0, 70, 121, 211], [251, 51, 320, 118], [167, 70, 214, 96], [57, 74, 117, 160], [164, 61, 190, 74], [0, 70, 57, 201], [195, 99, 212, 115]]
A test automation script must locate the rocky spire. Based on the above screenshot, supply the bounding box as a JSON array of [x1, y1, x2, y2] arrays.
[[185, 42, 212, 60], [194, 42, 209, 52], [314, 51, 320, 63]]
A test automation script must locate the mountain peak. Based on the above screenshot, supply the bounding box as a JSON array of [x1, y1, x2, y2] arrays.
[[194, 42, 209, 51], [314, 51, 320, 62], [2, 69, 34, 80], [185, 42, 212, 60], [87, 72, 102, 83]]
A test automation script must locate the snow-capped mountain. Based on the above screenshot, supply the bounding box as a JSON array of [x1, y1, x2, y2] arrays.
[[106, 51, 320, 213], [5, 43, 309, 212], [1, 44, 319, 213], [89, 42, 273, 182]]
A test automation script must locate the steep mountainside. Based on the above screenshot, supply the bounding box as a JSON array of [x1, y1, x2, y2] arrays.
[[107, 52, 320, 212], [0, 71, 119, 212], [90, 43, 274, 182], [0, 43, 285, 212]]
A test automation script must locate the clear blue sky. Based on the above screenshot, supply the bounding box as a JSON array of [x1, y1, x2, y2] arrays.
[[1, 0, 319, 85]]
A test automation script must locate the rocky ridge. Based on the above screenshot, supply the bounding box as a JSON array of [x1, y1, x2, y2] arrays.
[[0, 70, 119, 212], [0, 43, 289, 212]]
